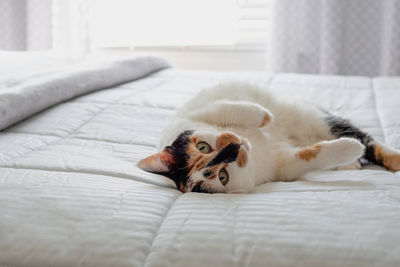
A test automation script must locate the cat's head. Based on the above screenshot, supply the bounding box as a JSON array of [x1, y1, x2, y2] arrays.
[[137, 130, 254, 193]]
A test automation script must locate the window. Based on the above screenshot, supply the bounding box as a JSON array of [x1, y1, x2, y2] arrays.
[[91, 0, 270, 50]]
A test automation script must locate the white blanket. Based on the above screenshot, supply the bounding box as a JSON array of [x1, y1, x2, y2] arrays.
[[0, 58, 399, 267], [0, 56, 170, 130]]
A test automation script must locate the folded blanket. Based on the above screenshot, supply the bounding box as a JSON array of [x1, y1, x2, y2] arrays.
[[0, 56, 171, 131]]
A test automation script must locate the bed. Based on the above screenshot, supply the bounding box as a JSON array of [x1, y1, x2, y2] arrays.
[[0, 55, 399, 267]]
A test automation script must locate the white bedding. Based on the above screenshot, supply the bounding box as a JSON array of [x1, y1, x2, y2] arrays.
[[0, 56, 399, 267]]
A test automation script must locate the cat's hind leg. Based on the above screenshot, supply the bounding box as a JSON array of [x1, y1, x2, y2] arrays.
[[369, 144, 400, 171], [276, 137, 365, 180], [326, 114, 400, 171]]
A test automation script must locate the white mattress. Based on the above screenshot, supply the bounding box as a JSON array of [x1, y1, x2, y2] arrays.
[[1, 62, 400, 266]]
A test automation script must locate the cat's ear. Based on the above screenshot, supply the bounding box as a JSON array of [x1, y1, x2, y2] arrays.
[[137, 148, 175, 174]]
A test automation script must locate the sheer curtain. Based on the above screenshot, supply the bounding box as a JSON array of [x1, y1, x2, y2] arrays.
[[267, 0, 400, 76], [0, 0, 52, 50], [0, 0, 91, 55], [52, 0, 92, 55]]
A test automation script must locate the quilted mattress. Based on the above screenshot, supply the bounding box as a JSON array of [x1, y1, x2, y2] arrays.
[[0, 57, 400, 267]]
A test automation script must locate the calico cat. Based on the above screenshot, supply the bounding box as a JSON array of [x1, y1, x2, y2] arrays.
[[138, 82, 400, 193]]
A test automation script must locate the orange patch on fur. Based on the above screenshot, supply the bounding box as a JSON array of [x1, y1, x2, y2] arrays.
[[189, 136, 200, 146], [216, 133, 241, 150], [186, 136, 215, 176], [297, 144, 322, 161], [187, 152, 210, 176], [374, 146, 400, 171], [237, 146, 248, 167], [259, 114, 270, 127]]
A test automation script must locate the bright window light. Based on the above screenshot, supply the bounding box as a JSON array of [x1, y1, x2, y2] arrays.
[[92, 0, 240, 47]]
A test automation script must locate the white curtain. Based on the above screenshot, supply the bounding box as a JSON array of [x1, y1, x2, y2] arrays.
[[0, 0, 52, 50], [267, 0, 400, 76], [52, 0, 92, 55], [0, 0, 91, 55]]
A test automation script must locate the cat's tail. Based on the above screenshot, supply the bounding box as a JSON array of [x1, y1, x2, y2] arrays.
[[325, 114, 400, 171]]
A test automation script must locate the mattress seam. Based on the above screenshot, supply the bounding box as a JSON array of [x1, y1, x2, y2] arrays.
[[0, 165, 175, 189], [2, 132, 158, 147], [142, 193, 181, 266], [2, 104, 110, 165]]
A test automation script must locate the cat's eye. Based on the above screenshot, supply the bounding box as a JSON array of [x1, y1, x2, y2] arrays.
[[197, 141, 211, 154], [218, 168, 229, 185]]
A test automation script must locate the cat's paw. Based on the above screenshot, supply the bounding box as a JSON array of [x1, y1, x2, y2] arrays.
[[216, 132, 251, 168], [259, 113, 271, 127], [258, 107, 273, 128], [336, 160, 362, 170], [327, 137, 365, 165], [374, 146, 400, 171], [387, 154, 400, 171]]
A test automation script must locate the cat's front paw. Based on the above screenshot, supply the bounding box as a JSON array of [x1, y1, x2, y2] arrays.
[[258, 107, 273, 128], [237, 138, 251, 167], [216, 132, 251, 168]]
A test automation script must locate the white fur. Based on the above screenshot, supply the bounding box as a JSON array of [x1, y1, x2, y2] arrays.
[[160, 82, 365, 193]]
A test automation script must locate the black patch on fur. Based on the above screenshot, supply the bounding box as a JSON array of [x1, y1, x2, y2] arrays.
[[160, 130, 193, 189], [325, 114, 381, 164], [365, 144, 382, 165], [191, 182, 215, 193], [326, 115, 373, 144], [207, 143, 240, 167], [191, 183, 207, 193]]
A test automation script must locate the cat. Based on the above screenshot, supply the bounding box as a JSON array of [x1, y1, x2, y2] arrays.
[[138, 82, 400, 193]]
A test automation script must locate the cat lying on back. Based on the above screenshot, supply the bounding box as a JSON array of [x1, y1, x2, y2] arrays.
[[138, 82, 400, 193]]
